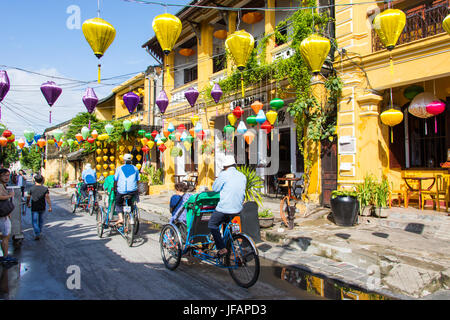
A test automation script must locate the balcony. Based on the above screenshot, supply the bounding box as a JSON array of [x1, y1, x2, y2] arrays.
[[372, 0, 449, 52], [271, 42, 295, 62], [170, 82, 198, 105]]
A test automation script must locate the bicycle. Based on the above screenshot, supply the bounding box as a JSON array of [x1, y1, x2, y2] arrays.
[[97, 192, 140, 247], [159, 191, 260, 288], [279, 176, 304, 229]]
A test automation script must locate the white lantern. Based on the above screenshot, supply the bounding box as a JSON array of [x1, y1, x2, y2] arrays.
[[408, 92, 435, 119]]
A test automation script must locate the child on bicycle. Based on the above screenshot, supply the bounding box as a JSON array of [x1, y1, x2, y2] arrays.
[[169, 182, 191, 225]]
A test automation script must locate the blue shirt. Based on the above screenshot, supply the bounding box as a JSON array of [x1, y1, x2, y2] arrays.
[[114, 164, 140, 194], [212, 167, 247, 214], [82, 168, 97, 184]]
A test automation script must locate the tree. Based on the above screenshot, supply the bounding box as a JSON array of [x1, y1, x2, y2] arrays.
[[20, 146, 43, 172]]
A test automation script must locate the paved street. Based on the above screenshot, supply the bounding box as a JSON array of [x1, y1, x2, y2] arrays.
[[0, 193, 322, 300]]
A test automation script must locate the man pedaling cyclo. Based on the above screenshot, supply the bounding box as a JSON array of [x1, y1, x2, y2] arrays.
[[81, 163, 97, 200], [114, 154, 140, 226], [208, 155, 247, 258]]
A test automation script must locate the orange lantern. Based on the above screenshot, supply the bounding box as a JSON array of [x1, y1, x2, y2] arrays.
[[179, 48, 195, 57], [189, 127, 195, 137], [251, 101, 263, 114], [213, 29, 228, 40], [37, 138, 46, 148], [242, 12, 263, 25], [0, 137, 7, 147], [75, 133, 83, 142], [163, 129, 170, 138]]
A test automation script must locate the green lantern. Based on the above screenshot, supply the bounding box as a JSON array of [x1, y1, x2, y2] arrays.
[[224, 125, 235, 134], [105, 123, 114, 135], [270, 98, 284, 111], [160, 136, 168, 143], [145, 132, 153, 140], [169, 133, 176, 141], [138, 129, 146, 136], [186, 135, 194, 144], [246, 115, 257, 126], [123, 120, 132, 132], [403, 85, 424, 100]]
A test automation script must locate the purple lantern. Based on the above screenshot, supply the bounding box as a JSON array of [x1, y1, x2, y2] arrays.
[[185, 87, 199, 107], [156, 90, 169, 114], [40, 81, 62, 123], [83, 87, 98, 114], [0, 70, 10, 120], [123, 91, 140, 114], [211, 83, 223, 104]]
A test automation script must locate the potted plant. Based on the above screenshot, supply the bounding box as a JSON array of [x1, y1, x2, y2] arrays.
[[330, 190, 359, 226], [374, 178, 390, 218], [138, 171, 149, 195], [236, 165, 264, 208], [356, 175, 376, 216], [258, 208, 274, 228]]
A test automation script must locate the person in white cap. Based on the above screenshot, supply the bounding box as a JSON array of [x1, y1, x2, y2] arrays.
[[208, 154, 246, 258], [81, 163, 97, 200], [113, 154, 140, 226]]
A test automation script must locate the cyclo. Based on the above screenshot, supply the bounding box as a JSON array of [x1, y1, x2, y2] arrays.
[[71, 181, 98, 216], [159, 191, 260, 288], [96, 175, 140, 247]]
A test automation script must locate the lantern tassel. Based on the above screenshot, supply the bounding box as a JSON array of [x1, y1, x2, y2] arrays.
[[98, 64, 101, 83], [391, 127, 393, 144], [89, 119, 91, 130], [241, 73, 245, 98], [49, 110, 52, 123], [435, 117, 438, 134], [425, 120, 428, 135], [389, 54, 394, 76]]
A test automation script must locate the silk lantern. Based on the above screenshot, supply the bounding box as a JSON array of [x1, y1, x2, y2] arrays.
[[83, 87, 98, 128], [409, 92, 435, 135], [158, 144, 167, 153], [191, 115, 200, 126], [270, 98, 284, 111], [87, 137, 95, 144], [103, 164, 108, 170], [75, 133, 83, 142], [91, 130, 98, 140], [40, 81, 62, 123], [179, 48, 195, 57], [255, 110, 266, 125], [213, 30, 228, 40], [244, 130, 255, 145], [0, 70, 10, 120], [152, 13, 182, 55], [81, 127, 90, 140], [300, 34, 331, 75], [426, 100, 446, 134], [147, 140, 155, 149], [123, 92, 140, 114], [266, 110, 278, 125], [236, 121, 248, 134], [194, 122, 203, 133], [37, 138, 46, 148], [227, 113, 237, 126], [444, 14, 450, 35], [404, 85, 424, 101], [96, 164, 101, 171], [105, 123, 114, 135], [18, 139, 25, 149], [261, 120, 272, 134], [380, 108, 404, 143], [2, 130, 11, 138], [185, 87, 199, 107], [211, 83, 223, 104], [233, 106, 244, 119], [82, 17, 116, 83], [246, 115, 257, 127], [0, 137, 7, 147], [242, 12, 263, 25], [251, 101, 263, 114], [156, 90, 169, 114], [24, 130, 35, 143], [167, 123, 175, 132], [189, 127, 195, 137]]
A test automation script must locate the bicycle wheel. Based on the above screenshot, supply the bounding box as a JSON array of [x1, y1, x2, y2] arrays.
[[133, 207, 140, 235], [159, 224, 182, 271], [71, 194, 78, 213], [96, 206, 105, 238], [280, 196, 290, 228], [226, 234, 260, 288], [88, 194, 95, 216], [124, 213, 135, 247]]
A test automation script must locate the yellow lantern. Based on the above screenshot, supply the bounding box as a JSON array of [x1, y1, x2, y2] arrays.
[[443, 14, 450, 36], [119, 155, 124, 162], [266, 110, 278, 125], [103, 172, 108, 178], [48, 139, 55, 145], [147, 141, 155, 149], [109, 170, 115, 176], [300, 34, 331, 74], [136, 154, 142, 162], [103, 164, 108, 170], [96, 173, 101, 179], [183, 141, 192, 151], [127, 145, 133, 152], [96, 149, 102, 155], [96, 156, 102, 163], [191, 115, 200, 126], [96, 164, 101, 171], [228, 114, 238, 127], [110, 156, 115, 162], [136, 164, 142, 170], [96, 141, 101, 147], [82, 17, 116, 83], [110, 164, 115, 170], [119, 145, 125, 152], [110, 148, 115, 154], [373, 9, 406, 51], [152, 13, 182, 55], [103, 156, 108, 162], [136, 146, 141, 152], [225, 30, 254, 72], [380, 108, 404, 143]]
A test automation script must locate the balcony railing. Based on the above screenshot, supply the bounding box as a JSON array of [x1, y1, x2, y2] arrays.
[[372, 0, 449, 52]]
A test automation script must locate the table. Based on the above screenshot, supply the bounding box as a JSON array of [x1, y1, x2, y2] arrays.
[[277, 177, 301, 200], [402, 176, 436, 209], [173, 174, 186, 184]]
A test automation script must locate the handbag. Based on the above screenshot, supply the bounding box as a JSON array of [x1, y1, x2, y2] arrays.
[[0, 198, 15, 217]]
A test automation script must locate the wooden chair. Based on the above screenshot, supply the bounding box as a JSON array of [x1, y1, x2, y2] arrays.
[[402, 176, 421, 209], [421, 175, 450, 212], [389, 185, 407, 208]]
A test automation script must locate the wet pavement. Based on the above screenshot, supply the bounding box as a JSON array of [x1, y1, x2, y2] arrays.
[[0, 193, 325, 300]]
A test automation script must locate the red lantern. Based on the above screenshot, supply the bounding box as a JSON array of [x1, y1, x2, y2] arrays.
[[177, 124, 186, 132], [197, 130, 206, 141], [158, 144, 167, 153], [426, 100, 446, 134], [142, 145, 150, 153], [2, 130, 12, 138], [261, 120, 272, 134], [87, 137, 95, 144], [151, 130, 158, 139], [233, 106, 244, 119]]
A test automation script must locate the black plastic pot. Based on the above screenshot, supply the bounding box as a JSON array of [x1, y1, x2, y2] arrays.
[[330, 196, 359, 226], [138, 182, 149, 195]]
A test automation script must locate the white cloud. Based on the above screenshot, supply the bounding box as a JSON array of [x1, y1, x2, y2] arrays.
[[0, 68, 111, 140]]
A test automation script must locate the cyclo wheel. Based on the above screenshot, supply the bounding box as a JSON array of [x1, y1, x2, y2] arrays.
[[71, 194, 78, 213], [88, 194, 95, 216], [124, 213, 135, 247], [159, 224, 182, 271], [280, 195, 291, 228], [226, 234, 260, 288], [96, 206, 105, 238]]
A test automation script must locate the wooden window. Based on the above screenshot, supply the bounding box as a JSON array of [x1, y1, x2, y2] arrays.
[[184, 66, 197, 84]]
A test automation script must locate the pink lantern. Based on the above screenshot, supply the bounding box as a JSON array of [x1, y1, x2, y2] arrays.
[[426, 100, 446, 134]]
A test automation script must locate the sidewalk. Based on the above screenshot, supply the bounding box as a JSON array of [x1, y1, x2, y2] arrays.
[[51, 187, 450, 300]]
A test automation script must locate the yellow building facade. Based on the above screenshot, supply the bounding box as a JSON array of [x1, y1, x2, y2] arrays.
[[335, 0, 450, 198], [142, 0, 331, 199]]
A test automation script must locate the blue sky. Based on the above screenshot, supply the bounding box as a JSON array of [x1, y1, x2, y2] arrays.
[[0, 0, 188, 137]]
